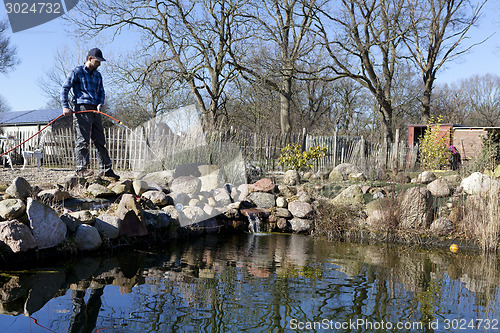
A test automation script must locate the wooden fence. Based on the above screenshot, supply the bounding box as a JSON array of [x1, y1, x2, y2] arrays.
[[8, 125, 418, 173]]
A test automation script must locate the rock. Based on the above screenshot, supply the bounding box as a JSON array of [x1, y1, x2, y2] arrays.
[[162, 205, 180, 224], [365, 198, 393, 229], [179, 206, 206, 226], [212, 187, 232, 206], [276, 197, 287, 208], [361, 186, 371, 194], [142, 190, 170, 207], [57, 175, 87, 190], [0, 220, 37, 253], [132, 180, 149, 196], [427, 178, 451, 197], [302, 171, 313, 180], [74, 224, 102, 251], [246, 163, 263, 184], [282, 170, 300, 186], [461, 172, 500, 196], [332, 163, 361, 179], [249, 178, 276, 193], [248, 192, 276, 208], [395, 173, 411, 183], [68, 210, 95, 225], [36, 189, 71, 202], [288, 201, 314, 218], [276, 218, 291, 231], [199, 170, 224, 192], [443, 174, 460, 184], [87, 184, 116, 198], [0, 199, 26, 220], [417, 171, 437, 184], [109, 179, 133, 195], [174, 163, 218, 178], [116, 194, 148, 237], [277, 185, 297, 198], [275, 208, 292, 218], [348, 172, 367, 181], [60, 213, 80, 233], [139, 170, 174, 187], [495, 165, 500, 178], [5, 177, 32, 199], [331, 185, 365, 206], [430, 217, 454, 235], [398, 187, 433, 229], [297, 191, 312, 203], [328, 170, 344, 182], [27, 198, 67, 250], [289, 217, 313, 233], [95, 215, 121, 239], [168, 192, 190, 206], [143, 210, 174, 229], [170, 176, 201, 194]]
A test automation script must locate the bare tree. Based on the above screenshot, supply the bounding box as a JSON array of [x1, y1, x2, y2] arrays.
[[316, 0, 408, 143], [0, 19, 19, 74], [230, 0, 321, 135], [0, 94, 12, 113], [69, 0, 245, 132], [404, 0, 487, 123]]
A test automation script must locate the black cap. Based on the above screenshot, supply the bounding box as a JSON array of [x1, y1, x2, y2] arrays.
[[87, 48, 106, 62]]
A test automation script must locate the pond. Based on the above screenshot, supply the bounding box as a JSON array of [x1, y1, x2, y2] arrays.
[[1, 233, 499, 332]]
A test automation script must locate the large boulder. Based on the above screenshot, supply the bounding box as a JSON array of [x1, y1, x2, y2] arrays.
[[249, 178, 276, 193], [95, 215, 121, 239], [365, 198, 393, 229], [27, 198, 67, 249], [142, 190, 170, 207], [116, 194, 148, 237], [398, 187, 434, 229], [170, 176, 201, 194], [282, 170, 300, 186], [132, 180, 149, 196], [461, 172, 500, 196], [36, 189, 71, 202], [199, 170, 224, 192], [289, 217, 313, 234], [0, 220, 37, 253], [331, 185, 365, 206], [331, 163, 362, 180], [74, 224, 102, 251], [87, 184, 116, 198], [212, 187, 232, 207], [288, 201, 314, 218], [0, 199, 26, 220], [248, 192, 276, 208], [416, 171, 437, 184], [429, 217, 454, 236], [5, 177, 32, 199], [139, 170, 174, 187], [427, 178, 451, 198]]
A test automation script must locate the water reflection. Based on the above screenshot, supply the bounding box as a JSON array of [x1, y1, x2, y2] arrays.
[[0, 234, 499, 332]]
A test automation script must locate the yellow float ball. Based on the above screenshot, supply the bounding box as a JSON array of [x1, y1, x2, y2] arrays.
[[450, 244, 459, 253]]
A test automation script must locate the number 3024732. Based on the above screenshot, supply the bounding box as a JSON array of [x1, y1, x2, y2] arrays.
[[5, 2, 62, 14]]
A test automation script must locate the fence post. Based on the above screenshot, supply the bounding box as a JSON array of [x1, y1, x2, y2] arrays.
[[301, 128, 307, 151], [333, 131, 337, 167], [393, 128, 400, 170]]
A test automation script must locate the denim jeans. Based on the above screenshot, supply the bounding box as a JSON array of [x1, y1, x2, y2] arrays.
[[73, 104, 112, 172]]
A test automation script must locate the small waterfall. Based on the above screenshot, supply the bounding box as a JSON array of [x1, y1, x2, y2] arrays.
[[247, 213, 262, 233]]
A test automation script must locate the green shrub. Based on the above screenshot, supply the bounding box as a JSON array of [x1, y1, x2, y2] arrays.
[[418, 116, 451, 170], [278, 143, 327, 171]]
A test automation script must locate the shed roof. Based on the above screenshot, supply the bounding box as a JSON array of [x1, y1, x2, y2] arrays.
[[0, 109, 63, 126]]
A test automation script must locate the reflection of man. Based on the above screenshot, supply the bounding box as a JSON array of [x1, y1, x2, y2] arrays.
[[68, 287, 104, 333]]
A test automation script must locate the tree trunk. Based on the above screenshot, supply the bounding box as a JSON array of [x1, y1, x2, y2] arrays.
[[280, 76, 292, 135], [421, 76, 433, 124]]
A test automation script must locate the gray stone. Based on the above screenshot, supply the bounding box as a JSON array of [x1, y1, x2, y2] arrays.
[[74, 224, 102, 251], [213, 187, 232, 206], [168, 192, 190, 206], [162, 205, 180, 225], [142, 190, 170, 207], [109, 179, 133, 195], [57, 175, 87, 190], [68, 210, 95, 225], [171, 176, 201, 194], [277, 185, 297, 198], [430, 217, 454, 235], [132, 180, 149, 196], [348, 172, 367, 181], [180, 206, 206, 226], [143, 210, 173, 229], [0, 220, 37, 253], [5, 177, 32, 199], [282, 170, 300, 186], [395, 173, 411, 184], [461, 172, 500, 196], [417, 171, 437, 184], [27, 198, 67, 250], [116, 194, 148, 237], [95, 215, 121, 239], [332, 163, 361, 179], [289, 217, 313, 233], [328, 170, 344, 182], [276, 197, 287, 208], [249, 192, 276, 208], [398, 187, 433, 229], [199, 170, 224, 192], [331, 185, 365, 206], [0, 199, 26, 220], [288, 201, 314, 218], [365, 198, 393, 229], [275, 208, 292, 218], [427, 178, 451, 197], [60, 213, 80, 233], [36, 189, 71, 202], [87, 184, 115, 198], [139, 170, 174, 187]]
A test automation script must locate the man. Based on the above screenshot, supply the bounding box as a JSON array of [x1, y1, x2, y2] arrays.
[[61, 48, 119, 180]]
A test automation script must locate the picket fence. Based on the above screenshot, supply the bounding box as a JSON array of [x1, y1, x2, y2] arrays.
[[4, 125, 418, 173]]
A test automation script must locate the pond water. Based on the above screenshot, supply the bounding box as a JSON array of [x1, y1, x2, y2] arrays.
[[1, 233, 500, 332]]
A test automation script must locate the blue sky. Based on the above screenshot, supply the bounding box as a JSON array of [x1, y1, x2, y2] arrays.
[[0, 1, 499, 112]]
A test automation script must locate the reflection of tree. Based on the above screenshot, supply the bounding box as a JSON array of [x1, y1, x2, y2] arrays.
[[67, 288, 104, 333]]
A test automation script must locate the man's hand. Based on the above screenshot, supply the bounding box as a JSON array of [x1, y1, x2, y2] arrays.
[[63, 107, 73, 116]]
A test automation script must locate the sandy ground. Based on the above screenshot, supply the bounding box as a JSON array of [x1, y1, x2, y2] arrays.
[[0, 166, 135, 188]]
